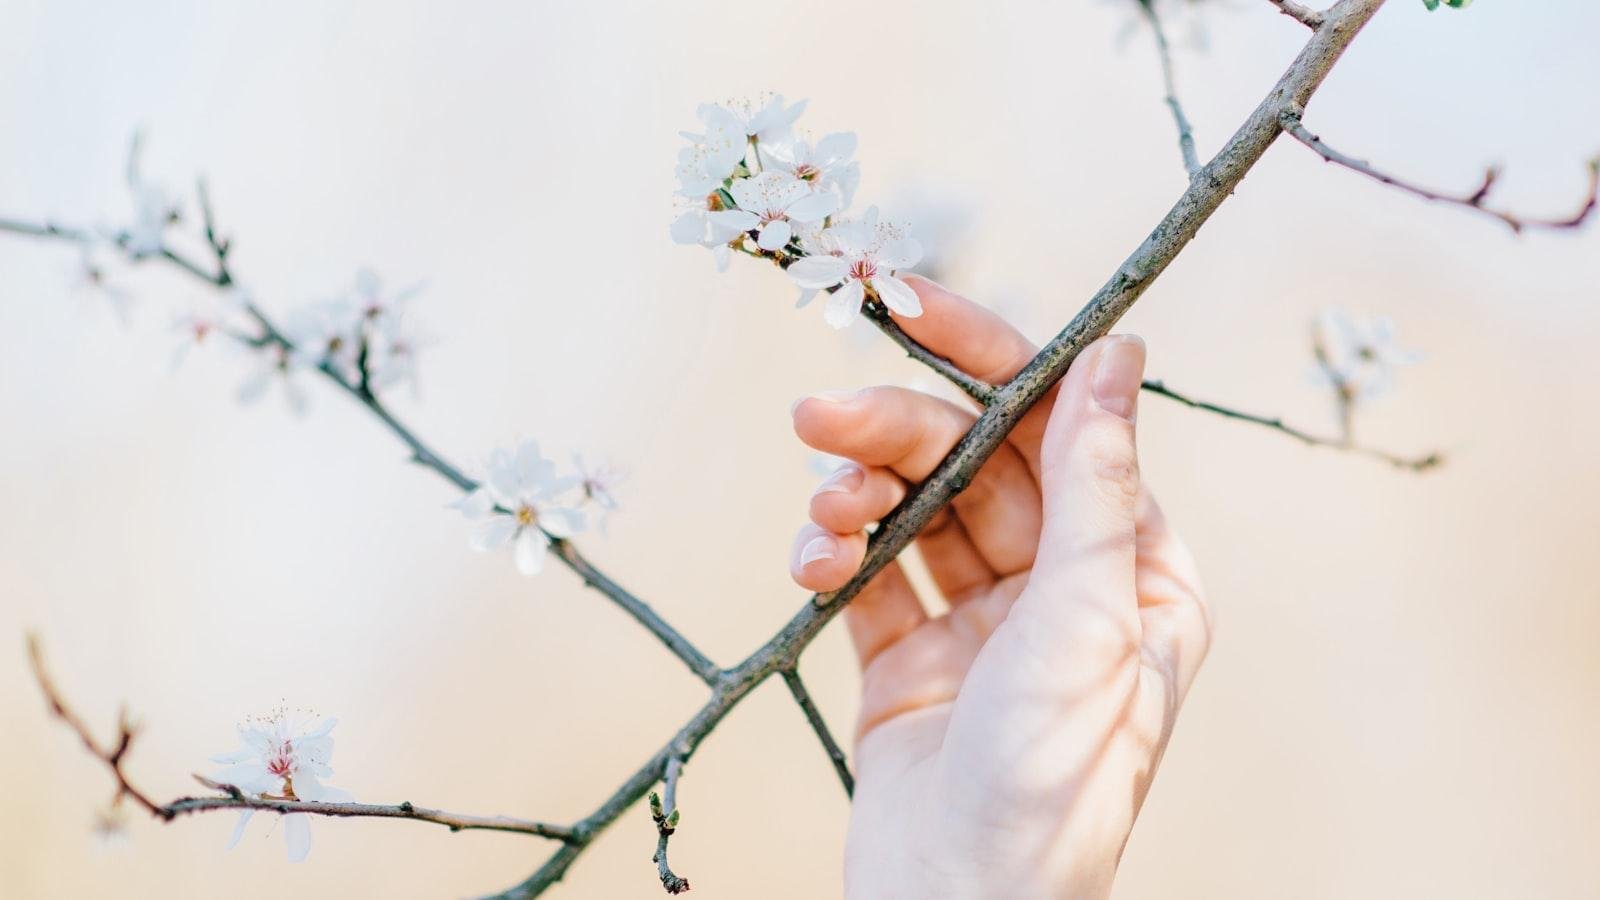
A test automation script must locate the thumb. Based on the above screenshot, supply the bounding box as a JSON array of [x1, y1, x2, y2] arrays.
[[1024, 333, 1147, 640]]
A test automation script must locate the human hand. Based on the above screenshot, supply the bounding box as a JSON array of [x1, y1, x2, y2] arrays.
[[789, 278, 1211, 899]]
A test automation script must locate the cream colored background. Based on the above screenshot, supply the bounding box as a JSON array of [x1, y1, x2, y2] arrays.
[[2, 1, 1598, 898]]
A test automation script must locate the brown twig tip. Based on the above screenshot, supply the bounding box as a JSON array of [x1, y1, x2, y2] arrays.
[[1267, 0, 1325, 29], [1281, 106, 1600, 234], [650, 759, 691, 894]]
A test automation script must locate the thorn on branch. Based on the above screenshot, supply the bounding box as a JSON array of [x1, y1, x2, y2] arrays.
[[1281, 106, 1600, 234]]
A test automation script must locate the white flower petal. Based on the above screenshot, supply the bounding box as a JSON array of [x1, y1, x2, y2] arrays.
[[815, 132, 857, 164], [712, 245, 731, 272], [707, 209, 759, 234], [795, 288, 819, 309], [784, 191, 840, 224], [225, 810, 254, 851], [871, 275, 923, 318], [539, 506, 585, 539], [470, 516, 518, 552], [449, 488, 495, 519], [513, 528, 549, 576], [787, 255, 849, 289], [669, 211, 705, 245], [756, 220, 792, 252], [727, 177, 760, 211], [284, 813, 312, 863], [877, 237, 923, 271], [823, 281, 866, 329]]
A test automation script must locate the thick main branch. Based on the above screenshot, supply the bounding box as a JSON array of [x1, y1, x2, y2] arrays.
[[488, 1, 1390, 895]]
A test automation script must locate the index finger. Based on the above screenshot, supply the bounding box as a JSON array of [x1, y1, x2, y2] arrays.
[[894, 276, 1055, 479]]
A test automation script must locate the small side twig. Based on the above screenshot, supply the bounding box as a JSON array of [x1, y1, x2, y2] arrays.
[[27, 634, 168, 819], [1281, 105, 1600, 234], [1140, 379, 1442, 471], [1268, 0, 1325, 28], [1137, 0, 1202, 177], [649, 757, 691, 894], [861, 302, 996, 405], [29, 634, 575, 840], [780, 668, 854, 797]]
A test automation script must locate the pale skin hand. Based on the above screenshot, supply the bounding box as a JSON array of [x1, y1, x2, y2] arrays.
[[789, 277, 1211, 899]]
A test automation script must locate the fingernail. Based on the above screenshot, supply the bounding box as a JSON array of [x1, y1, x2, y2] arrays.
[[790, 389, 860, 416], [1091, 335, 1146, 423], [799, 535, 837, 566], [812, 465, 863, 497]]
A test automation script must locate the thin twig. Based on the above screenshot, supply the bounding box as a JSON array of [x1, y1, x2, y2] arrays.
[[861, 302, 996, 404], [28, 635, 575, 841], [1281, 105, 1600, 234], [1138, 0, 1202, 176], [649, 757, 690, 894], [780, 668, 854, 797], [1140, 379, 1442, 471], [1268, 0, 1325, 28], [27, 634, 169, 819], [0, 219, 722, 688]]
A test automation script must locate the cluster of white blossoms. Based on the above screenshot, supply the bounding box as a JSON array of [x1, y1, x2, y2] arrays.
[[451, 440, 622, 576], [1311, 307, 1420, 402], [229, 270, 429, 414], [210, 710, 350, 862], [671, 95, 926, 329]]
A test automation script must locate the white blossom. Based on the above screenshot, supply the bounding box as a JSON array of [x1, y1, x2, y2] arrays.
[[573, 453, 624, 534], [238, 343, 312, 416], [1311, 307, 1420, 400], [284, 301, 361, 378], [710, 171, 840, 252], [786, 207, 924, 328], [210, 710, 351, 863], [714, 93, 807, 144], [122, 139, 181, 258], [69, 235, 135, 320], [452, 440, 586, 576], [760, 132, 860, 209], [675, 105, 748, 197]]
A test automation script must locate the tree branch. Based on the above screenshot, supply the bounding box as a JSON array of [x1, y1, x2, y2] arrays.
[[0, 218, 722, 688], [29, 634, 575, 841], [862, 302, 996, 405], [1138, 0, 1202, 176], [1140, 378, 1442, 471], [649, 757, 690, 894], [780, 668, 854, 797], [1281, 105, 1600, 234], [15, 3, 1409, 895], [1268, 0, 1325, 28], [489, 3, 1393, 895]]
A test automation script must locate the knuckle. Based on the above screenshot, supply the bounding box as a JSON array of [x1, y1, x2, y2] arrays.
[[1086, 441, 1141, 507]]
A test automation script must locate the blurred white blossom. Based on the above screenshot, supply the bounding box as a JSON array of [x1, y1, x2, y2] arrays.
[[573, 453, 624, 534], [210, 710, 350, 863], [122, 138, 181, 257], [238, 343, 312, 416], [1311, 307, 1420, 402], [452, 440, 586, 576]]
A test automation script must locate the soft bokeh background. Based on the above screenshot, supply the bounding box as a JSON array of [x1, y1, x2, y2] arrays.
[[3, 1, 1597, 897]]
